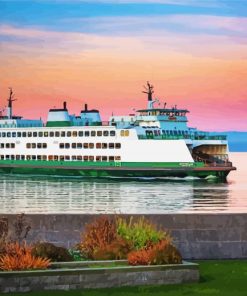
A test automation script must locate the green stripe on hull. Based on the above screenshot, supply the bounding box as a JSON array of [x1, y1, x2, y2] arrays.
[[0, 160, 204, 168], [0, 160, 229, 179]]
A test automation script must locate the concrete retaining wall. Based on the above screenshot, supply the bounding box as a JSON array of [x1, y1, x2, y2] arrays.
[[2, 213, 247, 259], [0, 262, 199, 293]]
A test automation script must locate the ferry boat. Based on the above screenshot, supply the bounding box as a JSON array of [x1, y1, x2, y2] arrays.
[[0, 83, 236, 180]]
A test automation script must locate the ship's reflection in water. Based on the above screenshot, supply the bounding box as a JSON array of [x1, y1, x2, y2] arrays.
[[0, 153, 246, 214]]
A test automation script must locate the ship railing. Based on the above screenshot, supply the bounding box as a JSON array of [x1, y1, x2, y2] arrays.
[[204, 162, 233, 167], [138, 135, 227, 140], [193, 152, 232, 167]]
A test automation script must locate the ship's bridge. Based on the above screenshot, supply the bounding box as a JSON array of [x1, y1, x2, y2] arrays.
[[135, 107, 189, 130]]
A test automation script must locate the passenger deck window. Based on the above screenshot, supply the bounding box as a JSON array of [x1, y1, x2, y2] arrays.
[[102, 156, 107, 161]]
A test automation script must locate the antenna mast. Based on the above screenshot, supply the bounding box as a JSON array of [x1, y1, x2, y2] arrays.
[[7, 87, 17, 119], [142, 81, 154, 109]]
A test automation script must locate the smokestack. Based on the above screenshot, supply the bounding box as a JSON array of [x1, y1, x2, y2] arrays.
[[63, 101, 67, 110], [85, 104, 88, 111]]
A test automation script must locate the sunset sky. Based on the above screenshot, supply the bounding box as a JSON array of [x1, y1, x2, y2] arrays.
[[0, 0, 247, 131]]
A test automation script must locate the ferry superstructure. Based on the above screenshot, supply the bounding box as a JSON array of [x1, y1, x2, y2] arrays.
[[0, 83, 236, 179]]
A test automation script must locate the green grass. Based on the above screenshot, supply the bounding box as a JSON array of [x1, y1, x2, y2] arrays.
[[8, 260, 247, 296]]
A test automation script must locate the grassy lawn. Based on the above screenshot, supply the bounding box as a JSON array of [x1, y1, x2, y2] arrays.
[[9, 260, 247, 296]]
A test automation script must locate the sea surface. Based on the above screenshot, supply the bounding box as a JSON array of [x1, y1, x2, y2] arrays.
[[0, 153, 246, 214]]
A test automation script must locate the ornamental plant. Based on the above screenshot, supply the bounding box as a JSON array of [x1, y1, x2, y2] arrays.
[[93, 236, 133, 260], [77, 216, 117, 259], [32, 242, 73, 262], [128, 239, 182, 266], [0, 242, 51, 271], [116, 216, 170, 250]]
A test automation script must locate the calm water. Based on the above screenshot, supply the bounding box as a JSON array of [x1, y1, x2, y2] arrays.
[[0, 153, 246, 214]]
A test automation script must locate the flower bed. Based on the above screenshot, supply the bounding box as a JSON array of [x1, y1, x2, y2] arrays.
[[0, 214, 200, 292], [0, 260, 199, 293]]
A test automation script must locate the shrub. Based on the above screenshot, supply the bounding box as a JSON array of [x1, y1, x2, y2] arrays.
[[148, 240, 182, 265], [78, 216, 117, 259], [117, 216, 170, 250], [0, 214, 31, 257], [93, 237, 133, 260], [0, 217, 8, 257], [128, 239, 182, 266], [13, 213, 31, 243], [127, 248, 151, 266], [68, 249, 86, 261], [31, 242, 73, 262], [0, 242, 50, 271]]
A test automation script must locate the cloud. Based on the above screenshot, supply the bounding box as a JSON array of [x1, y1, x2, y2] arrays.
[[18, 0, 220, 6], [1, 18, 247, 60], [62, 14, 247, 37], [164, 14, 247, 34]]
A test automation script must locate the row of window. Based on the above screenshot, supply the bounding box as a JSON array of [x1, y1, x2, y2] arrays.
[[59, 143, 121, 149], [0, 143, 15, 149], [26, 143, 47, 149], [0, 130, 117, 138], [139, 111, 186, 117], [0, 155, 121, 162], [0, 142, 122, 150]]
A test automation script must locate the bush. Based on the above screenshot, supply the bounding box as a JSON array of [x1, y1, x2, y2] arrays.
[[117, 216, 170, 250], [0, 217, 8, 257], [77, 216, 117, 259], [128, 239, 182, 266], [148, 240, 182, 265], [32, 242, 73, 262], [0, 214, 31, 257], [93, 237, 133, 260], [0, 242, 50, 271]]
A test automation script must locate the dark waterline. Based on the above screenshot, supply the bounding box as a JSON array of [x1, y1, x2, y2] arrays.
[[0, 153, 246, 214]]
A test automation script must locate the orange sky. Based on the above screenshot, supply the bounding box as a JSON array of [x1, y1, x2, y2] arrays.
[[0, 1, 247, 131]]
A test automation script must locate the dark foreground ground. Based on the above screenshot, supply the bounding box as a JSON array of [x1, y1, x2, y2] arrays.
[[8, 260, 247, 296]]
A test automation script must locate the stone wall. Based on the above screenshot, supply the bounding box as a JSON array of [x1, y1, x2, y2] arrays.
[[2, 213, 247, 259], [0, 263, 199, 293]]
